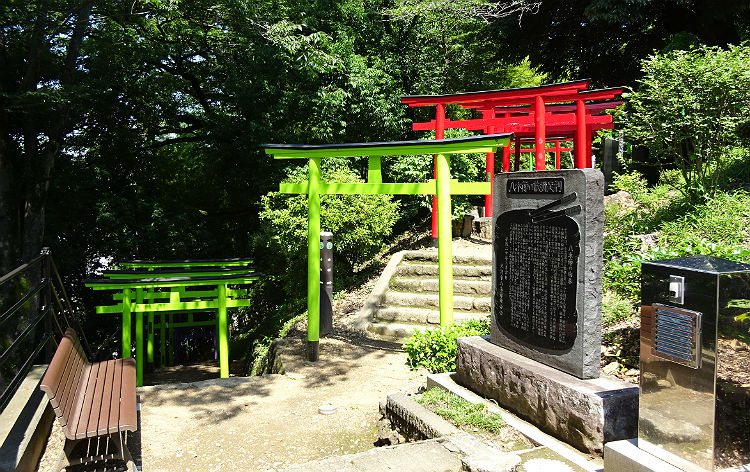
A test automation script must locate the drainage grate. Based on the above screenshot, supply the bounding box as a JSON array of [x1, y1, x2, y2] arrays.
[[652, 304, 702, 369]]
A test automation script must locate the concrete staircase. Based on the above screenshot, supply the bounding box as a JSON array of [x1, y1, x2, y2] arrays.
[[352, 249, 492, 342]]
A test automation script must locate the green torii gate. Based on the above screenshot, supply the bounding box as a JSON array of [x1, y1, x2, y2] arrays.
[[264, 134, 512, 359]]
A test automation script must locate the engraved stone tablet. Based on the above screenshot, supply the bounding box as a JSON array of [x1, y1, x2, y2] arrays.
[[491, 169, 604, 379]]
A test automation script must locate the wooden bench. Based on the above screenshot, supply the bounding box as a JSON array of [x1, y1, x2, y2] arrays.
[[40, 328, 138, 471]]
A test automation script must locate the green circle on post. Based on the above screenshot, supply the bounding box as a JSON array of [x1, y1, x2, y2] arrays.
[[319, 242, 324, 249], [327, 242, 333, 249]]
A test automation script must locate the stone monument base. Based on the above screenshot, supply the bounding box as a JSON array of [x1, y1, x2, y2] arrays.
[[455, 336, 638, 454]]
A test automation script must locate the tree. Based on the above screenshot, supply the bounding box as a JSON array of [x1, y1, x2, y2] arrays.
[[617, 45, 750, 202], [492, 0, 750, 86], [0, 0, 93, 273]]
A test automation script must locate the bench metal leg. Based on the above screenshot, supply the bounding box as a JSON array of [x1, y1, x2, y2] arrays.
[[55, 432, 136, 471]]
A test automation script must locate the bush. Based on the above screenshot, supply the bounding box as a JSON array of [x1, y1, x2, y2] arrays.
[[403, 318, 490, 373], [258, 163, 399, 295], [603, 171, 686, 301], [659, 190, 750, 250], [617, 44, 750, 202], [602, 172, 750, 324]]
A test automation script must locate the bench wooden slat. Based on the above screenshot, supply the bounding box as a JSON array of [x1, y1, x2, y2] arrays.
[[59, 341, 87, 430], [55, 342, 85, 426], [74, 361, 101, 439], [106, 358, 123, 434], [48, 347, 75, 411], [41, 328, 138, 446], [39, 334, 75, 408], [63, 364, 91, 440], [85, 359, 110, 437], [118, 358, 138, 432], [97, 359, 115, 436]]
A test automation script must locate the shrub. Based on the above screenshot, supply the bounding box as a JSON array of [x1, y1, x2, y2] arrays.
[[602, 173, 750, 323], [617, 45, 750, 202], [258, 163, 399, 295], [658, 190, 750, 250], [603, 171, 686, 301], [403, 318, 490, 373], [602, 291, 637, 328]]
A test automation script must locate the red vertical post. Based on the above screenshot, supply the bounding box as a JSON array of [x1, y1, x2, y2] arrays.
[[534, 95, 546, 170], [485, 123, 495, 217], [514, 136, 521, 171], [502, 141, 511, 172], [575, 99, 586, 169], [430, 103, 446, 246], [555, 140, 561, 169], [585, 126, 593, 168]]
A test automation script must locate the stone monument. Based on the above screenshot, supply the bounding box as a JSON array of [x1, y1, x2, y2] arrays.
[[455, 169, 638, 454], [491, 169, 603, 379]]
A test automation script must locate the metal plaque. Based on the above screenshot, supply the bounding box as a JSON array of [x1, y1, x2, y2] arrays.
[[652, 304, 701, 369]]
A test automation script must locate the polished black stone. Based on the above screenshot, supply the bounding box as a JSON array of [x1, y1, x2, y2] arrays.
[[494, 209, 579, 350]]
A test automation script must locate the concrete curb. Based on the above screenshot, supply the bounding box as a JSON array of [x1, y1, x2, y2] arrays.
[[0, 365, 55, 472], [349, 250, 407, 335], [378, 392, 521, 472], [384, 392, 459, 440], [426, 371, 604, 472]]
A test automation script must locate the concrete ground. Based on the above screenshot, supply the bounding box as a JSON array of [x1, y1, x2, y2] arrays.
[[37, 328, 426, 472], [139, 329, 427, 472]]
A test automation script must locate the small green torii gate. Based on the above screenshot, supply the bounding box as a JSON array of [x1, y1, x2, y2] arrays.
[[264, 134, 512, 359]]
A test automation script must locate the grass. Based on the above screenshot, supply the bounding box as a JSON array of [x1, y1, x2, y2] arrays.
[[417, 387, 504, 433]]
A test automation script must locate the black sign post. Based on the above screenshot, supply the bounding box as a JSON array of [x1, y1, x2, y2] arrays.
[[319, 232, 333, 338]]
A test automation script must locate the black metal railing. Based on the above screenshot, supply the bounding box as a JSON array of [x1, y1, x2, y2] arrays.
[[0, 248, 89, 412]]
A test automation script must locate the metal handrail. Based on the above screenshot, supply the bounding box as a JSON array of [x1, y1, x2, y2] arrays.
[[0, 279, 50, 326], [49, 257, 91, 357], [0, 248, 86, 412], [0, 254, 44, 287], [0, 333, 52, 411]]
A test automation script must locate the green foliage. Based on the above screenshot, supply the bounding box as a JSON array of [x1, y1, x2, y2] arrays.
[[386, 128, 490, 222], [403, 318, 490, 373], [602, 292, 635, 328], [617, 45, 750, 202], [603, 172, 686, 301], [245, 312, 306, 376], [659, 190, 750, 250], [603, 172, 750, 326], [494, 0, 750, 87], [418, 387, 504, 433], [258, 164, 399, 295]]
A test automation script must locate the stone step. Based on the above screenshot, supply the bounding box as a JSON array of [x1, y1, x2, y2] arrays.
[[384, 291, 491, 312], [402, 250, 491, 266], [366, 321, 426, 341], [390, 277, 491, 296], [365, 315, 488, 342], [396, 263, 492, 279], [373, 307, 489, 325]]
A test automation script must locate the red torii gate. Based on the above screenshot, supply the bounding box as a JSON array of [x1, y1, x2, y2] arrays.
[[401, 79, 623, 244]]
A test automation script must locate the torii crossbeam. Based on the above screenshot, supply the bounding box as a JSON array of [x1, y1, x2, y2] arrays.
[[264, 134, 512, 360]]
